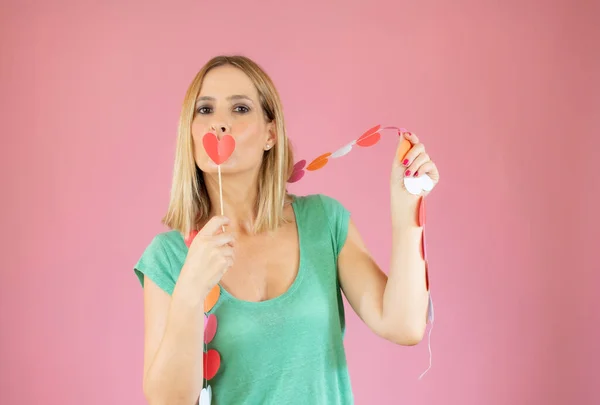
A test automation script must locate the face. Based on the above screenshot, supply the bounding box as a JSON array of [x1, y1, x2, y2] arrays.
[[192, 65, 275, 174]]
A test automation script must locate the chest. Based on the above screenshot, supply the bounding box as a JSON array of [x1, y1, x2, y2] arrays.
[[219, 222, 300, 302]]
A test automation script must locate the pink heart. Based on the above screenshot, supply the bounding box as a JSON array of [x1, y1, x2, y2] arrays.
[[202, 133, 235, 165], [204, 314, 217, 344], [288, 159, 306, 183]]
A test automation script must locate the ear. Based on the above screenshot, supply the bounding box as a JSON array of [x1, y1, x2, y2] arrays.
[[266, 120, 277, 145]]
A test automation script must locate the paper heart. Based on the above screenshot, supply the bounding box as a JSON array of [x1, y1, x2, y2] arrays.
[[330, 141, 355, 158], [397, 138, 412, 164], [204, 285, 220, 313], [403, 174, 434, 195], [356, 124, 381, 147], [203, 349, 221, 380], [199, 385, 212, 405], [418, 197, 426, 227], [427, 291, 434, 322], [202, 133, 235, 165], [421, 229, 427, 261], [293, 160, 306, 171], [306, 153, 331, 171], [184, 230, 199, 248], [288, 159, 306, 183], [204, 314, 217, 344], [425, 260, 430, 292]]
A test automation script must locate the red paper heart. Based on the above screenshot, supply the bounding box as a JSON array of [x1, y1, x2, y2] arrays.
[[203, 349, 221, 380], [184, 230, 199, 248], [204, 314, 217, 344], [356, 124, 381, 147], [418, 197, 426, 227], [421, 229, 427, 261], [425, 260, 429, 291], [202, 133, 235, 165]]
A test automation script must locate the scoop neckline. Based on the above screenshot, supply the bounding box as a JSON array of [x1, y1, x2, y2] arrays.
[[212, 195, 305, 310]]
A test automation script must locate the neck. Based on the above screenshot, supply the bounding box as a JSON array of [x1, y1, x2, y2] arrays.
[[203, 168, 260, 232]]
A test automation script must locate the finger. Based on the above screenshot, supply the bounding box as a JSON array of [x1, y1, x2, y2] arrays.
[[405, 152, 430, 177], [417, 161, 439, 182], [212, 232, 236, 247], [401, 130, 420, 145], [199, 216, 230, 236], [222, 256, 234, 271], [220, 245, 235, 259], [416, 161, 436, 175], [401, 143, 425, 171]]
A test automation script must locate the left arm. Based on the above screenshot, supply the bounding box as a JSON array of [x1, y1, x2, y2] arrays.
[[337, 130, 439, 345]]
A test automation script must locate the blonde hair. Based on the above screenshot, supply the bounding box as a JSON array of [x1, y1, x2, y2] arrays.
[[161, 55, 295, 236]]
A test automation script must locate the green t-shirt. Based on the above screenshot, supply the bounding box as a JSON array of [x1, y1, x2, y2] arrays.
[[134, 194, 354, 404]]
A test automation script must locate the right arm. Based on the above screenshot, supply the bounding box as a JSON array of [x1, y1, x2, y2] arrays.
[[142, 276, 206, 405], [141, 216, 234, 405]]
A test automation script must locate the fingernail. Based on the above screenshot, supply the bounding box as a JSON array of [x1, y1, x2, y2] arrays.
[[405, 170, 411, 176], [414, 171, 419, 177], [402, 159, 409, 166]]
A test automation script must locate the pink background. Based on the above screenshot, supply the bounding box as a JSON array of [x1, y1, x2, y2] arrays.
[[1, 0, 599, 404]]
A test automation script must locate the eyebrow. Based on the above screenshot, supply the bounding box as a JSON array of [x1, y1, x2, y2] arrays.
[[195, 95, 254, 103]]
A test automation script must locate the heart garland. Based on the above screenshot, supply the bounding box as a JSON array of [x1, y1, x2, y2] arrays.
[[288, 125, 434, 195], [289, 124, 435, 378]]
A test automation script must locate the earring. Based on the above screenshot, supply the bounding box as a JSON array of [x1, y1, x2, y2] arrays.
[[265, 144, 271, 150]]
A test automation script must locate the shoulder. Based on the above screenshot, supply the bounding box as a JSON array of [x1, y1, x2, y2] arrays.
[[139, 230, 185, 259], [292, 193, 351, 254], [133, 230, 186, 295], [291, 193, 350, 216]]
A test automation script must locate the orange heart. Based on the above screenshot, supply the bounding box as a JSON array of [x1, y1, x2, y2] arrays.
[[203, 349, 221, 380], [397, 138, 412, 163], [202, 133, 235, 165], [306, 153, 331, 171], [204, 285, 220, 313]]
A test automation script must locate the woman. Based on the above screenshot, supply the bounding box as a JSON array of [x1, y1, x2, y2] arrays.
[[134, 55, 440, 405]]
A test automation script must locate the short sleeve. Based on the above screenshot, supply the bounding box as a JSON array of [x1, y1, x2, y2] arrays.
[[318, 194, 351, 257], [133, 233, 176, 295]]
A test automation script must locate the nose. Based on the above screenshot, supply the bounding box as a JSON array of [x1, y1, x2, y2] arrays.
[[211, 123, 230, 138]]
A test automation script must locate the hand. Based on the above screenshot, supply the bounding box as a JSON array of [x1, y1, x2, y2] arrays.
[[180, 216, 235, 300], [392, 130, 440, 197]]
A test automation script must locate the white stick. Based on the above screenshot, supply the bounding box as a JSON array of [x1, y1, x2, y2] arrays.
[[218, 165, 225, 233]]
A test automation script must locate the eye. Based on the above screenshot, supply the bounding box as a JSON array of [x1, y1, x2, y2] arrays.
[[234, 105, 250, 114], [196, 106, 212, 114]]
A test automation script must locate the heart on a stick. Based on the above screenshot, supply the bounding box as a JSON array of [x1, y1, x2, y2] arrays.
[[202, 133, 236, 165]]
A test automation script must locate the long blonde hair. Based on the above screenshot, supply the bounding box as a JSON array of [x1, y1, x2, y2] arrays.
[[161, 55, 295, 236]]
